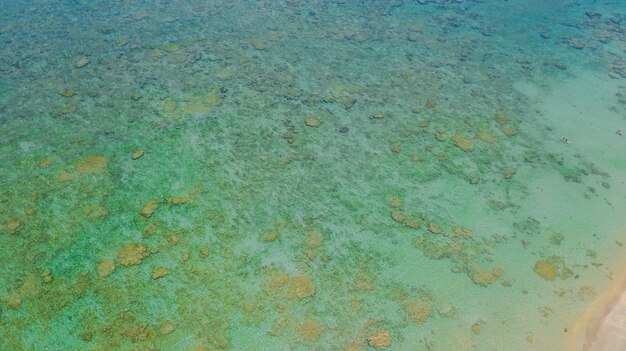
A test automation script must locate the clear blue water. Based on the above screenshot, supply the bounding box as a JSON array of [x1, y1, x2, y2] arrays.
[[1, 1, 625, 350]]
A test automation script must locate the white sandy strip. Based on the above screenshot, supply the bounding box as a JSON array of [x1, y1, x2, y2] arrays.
[[585, 289, 626, 351], [567, 266, 626, 351]]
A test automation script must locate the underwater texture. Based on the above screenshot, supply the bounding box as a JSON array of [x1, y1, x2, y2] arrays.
[[1, 0, 626, 350]]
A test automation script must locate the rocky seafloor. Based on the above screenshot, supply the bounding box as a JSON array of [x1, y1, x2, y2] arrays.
[[1, 1, 625, 350]]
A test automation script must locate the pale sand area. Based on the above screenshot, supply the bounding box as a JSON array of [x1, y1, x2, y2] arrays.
[[516, 70, 626, 351], [567, 265, 626, 351]]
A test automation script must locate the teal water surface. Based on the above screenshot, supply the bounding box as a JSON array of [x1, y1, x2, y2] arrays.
[[1, 1, 625, 350]]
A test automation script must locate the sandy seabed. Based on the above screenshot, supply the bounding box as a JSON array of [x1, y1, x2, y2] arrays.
[[569, 263, 626, 351]]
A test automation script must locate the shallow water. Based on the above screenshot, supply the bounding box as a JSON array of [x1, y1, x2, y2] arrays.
[[1, 1, 625, 350]]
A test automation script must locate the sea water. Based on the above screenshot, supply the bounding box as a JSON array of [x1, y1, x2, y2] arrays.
[[0, 1, 625, 350]]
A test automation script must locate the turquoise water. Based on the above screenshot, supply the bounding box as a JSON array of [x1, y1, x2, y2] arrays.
[[1, 1, 625, 350]]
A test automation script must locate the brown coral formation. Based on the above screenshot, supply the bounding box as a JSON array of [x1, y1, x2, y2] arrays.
[[452, 226, 473, 238], [367, 329, 392, 349], [405, 219, 420, 229], [287, 275, 316, 299], [304, 229, 323, 248], [38, 159, 52, 169], [304, 118, 322, 127], [7, 218, 21, 233], [131, 149, 144, 160], [427, 222, 442, 234], [264, 230, 278, 242], [472, 267, 503, 287], [476, 126, 498, 143], [391, 210, 405, 223], [403, 300, 433, 325], [297, 318, 325, 341], [83, 205, 108, 220], [118, 243, 149, 267], [495, 114, 509, 125], [77, 154, 107, 174], [389, 198, 402, 208], [159, 323, 176, 335], [499, 125, 518, 136], [451, 134, 475, 152], [141, 199, 160, 217], [97, 259, 116, 278], [152, 267, 169, 280], [503, 167, 517, 179], [534, 260, 558, 281], [75, 57, 89, 68], [165, 196, 191, 205]]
